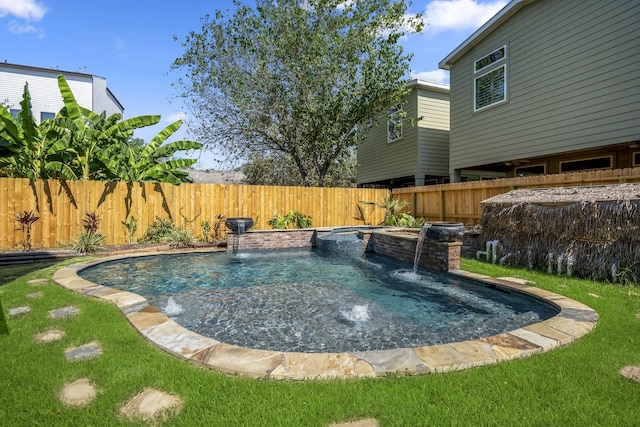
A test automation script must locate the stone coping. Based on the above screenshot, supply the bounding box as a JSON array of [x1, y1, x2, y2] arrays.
[[52, 249, 598, 380]]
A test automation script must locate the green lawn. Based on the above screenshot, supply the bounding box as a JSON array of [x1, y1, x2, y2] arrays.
[[1, 257, 639, 426]]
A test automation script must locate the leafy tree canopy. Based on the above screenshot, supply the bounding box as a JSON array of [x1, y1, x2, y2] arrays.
[[172, 0, 422, 187]]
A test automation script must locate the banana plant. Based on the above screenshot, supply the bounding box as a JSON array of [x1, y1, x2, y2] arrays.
[[56, 74, 163, 180], [0, 83, 76, 179], [98, 119, 203, 184]]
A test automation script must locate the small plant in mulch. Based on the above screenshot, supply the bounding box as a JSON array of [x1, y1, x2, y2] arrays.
[[267, 211, 312, 229], [211, 214, 226, 244], [140, 217, 177, 243], [164, 228, 196, 249], [14, 210, 40, 252], [71, 212, 106, 254], [121, 216, 138, 245]]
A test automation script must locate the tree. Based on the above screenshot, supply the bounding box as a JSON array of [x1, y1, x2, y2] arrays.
[[0, 83, 75, 179], [172, 0, 422, 187], [99, 120, 203, 184], [1, 75, 202, 184]]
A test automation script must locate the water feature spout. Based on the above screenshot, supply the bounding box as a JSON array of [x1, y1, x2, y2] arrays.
[[413, 223, 431, 273]]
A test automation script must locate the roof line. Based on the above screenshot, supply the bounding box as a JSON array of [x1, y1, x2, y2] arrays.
[[438, 0, 537, 70]]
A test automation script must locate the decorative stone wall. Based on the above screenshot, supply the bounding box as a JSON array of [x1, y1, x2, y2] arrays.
[[227, 229, 333, 252], [366, 230, 461, 272], [228, 228, 460, 273]]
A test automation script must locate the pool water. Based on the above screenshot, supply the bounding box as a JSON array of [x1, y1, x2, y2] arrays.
[[79, 250, 559, 353]]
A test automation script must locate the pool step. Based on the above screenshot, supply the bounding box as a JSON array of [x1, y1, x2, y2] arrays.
[[0, 250, 79, 266]]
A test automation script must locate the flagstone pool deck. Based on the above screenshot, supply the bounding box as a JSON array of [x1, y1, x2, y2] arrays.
[[52, 250, 598, 380]]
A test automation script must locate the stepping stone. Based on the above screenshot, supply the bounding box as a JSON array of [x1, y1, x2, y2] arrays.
[[35, 329, 66, 343], [330, 419, 379, 427], [119, 388, 182, 423], [621, 366, 640, 382], [49, 306, 79, 319], [65, 342, 102, 361], [59, 378, 97, 407], [28, 278, 48, 285], [26, 292, 43, 299], [8, 306, 30, 316]]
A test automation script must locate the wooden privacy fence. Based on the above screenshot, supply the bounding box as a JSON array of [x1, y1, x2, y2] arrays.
[[0, 178, 389, 250], [392, 167, 640, 225]]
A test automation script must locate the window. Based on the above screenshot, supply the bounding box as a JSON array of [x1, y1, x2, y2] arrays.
[[40, 112, 55, 122], [387, 103, 403, 142], [475, 46, 505, 72], [560, 156, 612, 172], [474, 46, 507, 111], [10, 109, 20, 118], [514, 164, 546, 177], [633, 152, 640, 167]]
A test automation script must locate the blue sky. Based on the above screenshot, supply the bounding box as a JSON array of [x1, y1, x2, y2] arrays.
[[1, 0, 507, 169]]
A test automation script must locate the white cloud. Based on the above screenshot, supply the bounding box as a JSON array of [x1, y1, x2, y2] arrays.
[[0, 0, 47, 21], [411, 69, 450, 84], [164, 112, 187, 123], [423, 0, 507, 35]]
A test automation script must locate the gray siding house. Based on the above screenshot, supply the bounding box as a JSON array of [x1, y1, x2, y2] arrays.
[[357, 79, 450, 188], [0, 62, 124, 123], [439, 0, 640, 181]]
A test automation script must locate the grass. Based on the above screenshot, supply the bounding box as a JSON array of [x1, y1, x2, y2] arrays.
[[1, 257, 639, 426]]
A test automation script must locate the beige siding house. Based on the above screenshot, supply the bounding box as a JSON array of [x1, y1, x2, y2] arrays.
[[439, 0, 640, 182], [357, 79, 450, 188], [0, 62, 124, 123]]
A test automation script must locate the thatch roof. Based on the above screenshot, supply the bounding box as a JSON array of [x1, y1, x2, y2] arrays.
[[479, 183, 640, 282], [482, 184, 640, 205]]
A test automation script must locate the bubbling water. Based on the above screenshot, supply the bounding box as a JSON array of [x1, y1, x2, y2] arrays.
[[340, 304, 370, 322], [164, 296, 185, 317]]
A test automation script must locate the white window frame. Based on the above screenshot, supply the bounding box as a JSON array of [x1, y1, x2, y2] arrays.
[[474, 45, 507, 112], [559, 155, 613, 173], [387, 103, 403, 143]]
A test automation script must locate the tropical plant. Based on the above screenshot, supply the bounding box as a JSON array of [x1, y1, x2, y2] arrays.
[[361, 195, 409, 224], [72, 212, 105, 254], [98, 120, 203, 184], [200, 220, 212, 243], [383, 212, 425, 228], [121, 216, 138, 245], [14, 210, 40, 251], [267, 211, 312, 229], [211, 214, 226, 244], [164, 227, 196, 249], [141, 217, 177, 243], [1, 75, 202, 183], [172, 0, 422, 186], [0, 83, 75, 179], [71, 231, 106, 254]]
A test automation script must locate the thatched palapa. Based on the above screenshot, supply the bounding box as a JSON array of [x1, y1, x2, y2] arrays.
[[480, 184, 640, 283]]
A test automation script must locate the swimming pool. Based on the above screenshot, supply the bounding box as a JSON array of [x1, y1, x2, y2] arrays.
[[79, 249, 559, 353]]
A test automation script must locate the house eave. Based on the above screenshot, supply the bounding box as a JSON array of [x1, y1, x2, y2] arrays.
[[407, 78, 450, 94], [438, 0, 538, 70]]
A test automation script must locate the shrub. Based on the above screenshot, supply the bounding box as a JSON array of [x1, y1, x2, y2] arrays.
[[72, 212, 105, 254], [71, 231, 106, 254], [121, 216, 138, 245], [164, 228, 195, 249], [14, 210, 39, 252], [141, 217, 177, 243], [267, 211, 312, 229]]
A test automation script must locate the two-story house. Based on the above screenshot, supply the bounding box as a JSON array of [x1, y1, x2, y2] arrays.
[[439, 0, 640, 182], [0, 62, 124, 122], [357, 79, 450, 188]]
